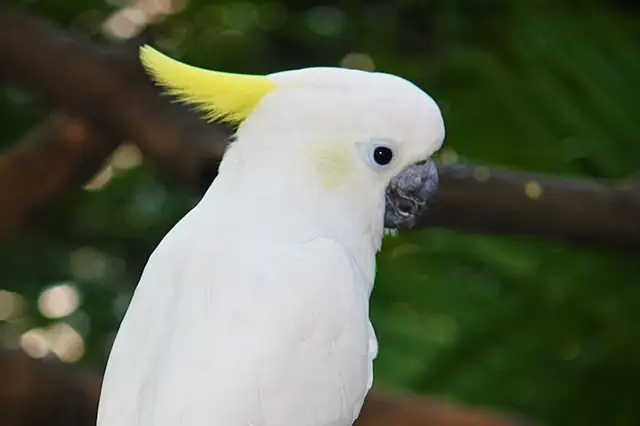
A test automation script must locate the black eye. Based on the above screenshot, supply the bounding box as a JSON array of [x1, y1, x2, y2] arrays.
[[373, 146, 394, 166]]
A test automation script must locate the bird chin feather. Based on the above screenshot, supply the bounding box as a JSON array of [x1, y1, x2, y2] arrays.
[[383, 228, 399, 237]]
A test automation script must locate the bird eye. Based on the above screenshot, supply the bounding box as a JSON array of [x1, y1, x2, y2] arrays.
[[358, 138, 399, 172], [373, 146, 394, 166]]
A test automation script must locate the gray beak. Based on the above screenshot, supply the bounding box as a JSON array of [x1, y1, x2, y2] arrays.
[[384, 158, 439, 230]]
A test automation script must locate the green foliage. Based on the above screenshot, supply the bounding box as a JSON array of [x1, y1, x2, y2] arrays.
[[1, 1, 639, 425]]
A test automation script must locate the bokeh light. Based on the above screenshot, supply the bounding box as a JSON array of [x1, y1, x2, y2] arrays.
[[19, 323, 85, 363], [110, 144, 143, 171], [69, 247, 109, 281], [48, 322, 85, 363], [305, 6, 346, 36], [83, 165, 114, 192], [38, 284, 80, 319], [20, 328, 49, 359], [340, 53, 375, 71], [0, 291, 23, 321]]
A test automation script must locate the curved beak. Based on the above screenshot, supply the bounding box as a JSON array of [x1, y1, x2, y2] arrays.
[[384, 158, 439, 230]]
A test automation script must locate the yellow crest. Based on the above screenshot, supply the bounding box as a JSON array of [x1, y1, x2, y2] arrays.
[[139, 45, 276, 125]]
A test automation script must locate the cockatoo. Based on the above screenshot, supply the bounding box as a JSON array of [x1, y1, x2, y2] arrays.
[[96, 46, 444, 426]]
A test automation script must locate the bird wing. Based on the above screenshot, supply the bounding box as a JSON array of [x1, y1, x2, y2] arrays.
[[97, 212, 373, 426]]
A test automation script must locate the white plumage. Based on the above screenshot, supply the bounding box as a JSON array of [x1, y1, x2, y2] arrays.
[[97, 47, 444, 426]]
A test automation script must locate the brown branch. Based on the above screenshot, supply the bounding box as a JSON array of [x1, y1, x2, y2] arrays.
[[0, 112, 118, 239], [0, 7, 229, 189], [0, 348, 101, 426], [356, 390, 537, 426], [428, 164, 640, 249], [0, 348, 536, 426], [0, 6, 639, 251]]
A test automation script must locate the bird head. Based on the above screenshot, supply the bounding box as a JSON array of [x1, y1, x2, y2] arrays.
[[139, 46, 444, 235]]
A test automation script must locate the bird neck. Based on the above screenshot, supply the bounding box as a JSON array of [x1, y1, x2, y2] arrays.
[[200, 138, 384, 288]]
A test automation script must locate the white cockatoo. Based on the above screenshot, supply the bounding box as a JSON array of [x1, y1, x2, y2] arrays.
[[96, 46, 445, 426]]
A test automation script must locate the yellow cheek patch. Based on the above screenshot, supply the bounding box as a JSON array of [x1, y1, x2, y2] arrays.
[[315, 143, 354, 189], [139, 45, 276, 126]]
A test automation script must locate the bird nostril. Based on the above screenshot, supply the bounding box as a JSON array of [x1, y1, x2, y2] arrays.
[[397, 198, 414, 216]]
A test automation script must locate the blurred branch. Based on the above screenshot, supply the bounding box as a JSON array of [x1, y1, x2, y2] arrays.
[[0, 113, 118, 239], [429, 164, 640, 249], [356, 391, 536, 426], [0, 6, 639, 250], [0, 348, 536, 426], [0, 7, 228, 189], [0, 348, 100, 426]]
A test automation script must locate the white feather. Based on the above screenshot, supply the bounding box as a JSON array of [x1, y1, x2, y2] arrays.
[[97, 65, 445, 426], [98, 211, 373, 425]]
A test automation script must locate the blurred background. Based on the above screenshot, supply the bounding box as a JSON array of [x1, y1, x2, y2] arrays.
[[1, 0, 639, 425]]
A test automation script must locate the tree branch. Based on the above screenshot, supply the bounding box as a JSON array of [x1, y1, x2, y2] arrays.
[[0, 6, 639, 251], [356, 390, 536, 426], [0, 112, 118, 239], [0, 348, 100, 426], [0, 7, 228, 189], [428, 164, 640, 249], [0, 348, 536, 426]]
